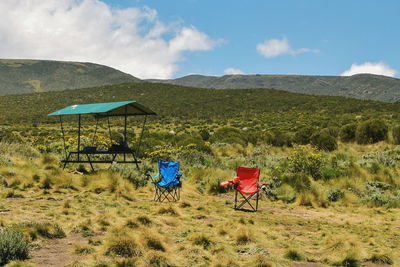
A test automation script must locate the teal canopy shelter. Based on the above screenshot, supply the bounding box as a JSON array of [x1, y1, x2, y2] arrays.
[[48, 100, 156, 171], [48, 101, 156, 117]]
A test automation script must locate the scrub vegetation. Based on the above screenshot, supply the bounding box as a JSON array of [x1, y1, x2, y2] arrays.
[[0, 82, 399, 266]]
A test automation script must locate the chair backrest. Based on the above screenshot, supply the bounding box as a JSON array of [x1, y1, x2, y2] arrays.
[[236, 167, 260, 193], [159, 161, 180, 184]]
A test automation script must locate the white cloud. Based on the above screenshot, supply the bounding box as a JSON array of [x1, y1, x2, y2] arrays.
[[224, 68, 244, 75], [256, 37, 318, 58], [0, 0, 218, 79], [341, 62, 398, 77]]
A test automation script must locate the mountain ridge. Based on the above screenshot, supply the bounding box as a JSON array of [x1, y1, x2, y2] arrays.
[[149, 73, 400, 102], [0, 59, 140, 95]]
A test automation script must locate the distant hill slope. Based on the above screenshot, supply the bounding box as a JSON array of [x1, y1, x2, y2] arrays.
[[1, 82, 399, 128], [149, 74, 400, 102], [0, 59, 140, 95]]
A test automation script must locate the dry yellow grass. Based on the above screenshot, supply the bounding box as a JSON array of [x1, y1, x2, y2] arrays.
[[1, 142, 399, 266]]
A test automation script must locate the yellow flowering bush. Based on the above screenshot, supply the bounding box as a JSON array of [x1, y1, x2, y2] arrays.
[[288, 146, 325, 180]]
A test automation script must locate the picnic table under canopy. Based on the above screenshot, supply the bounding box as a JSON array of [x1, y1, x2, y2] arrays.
[[48, 100, 156, 171]]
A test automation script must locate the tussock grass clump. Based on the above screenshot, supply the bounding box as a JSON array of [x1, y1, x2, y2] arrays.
[[235, 230, 253, 245], [115, 259, 137, 267], [189, 168, 232, 194], [0, 229, 29, 266], [41, 154, 58, 165], [125, 220, 139, 229], [144, 235, 165, 252], [367, 253, 393, 264], [333, 255, 360, 267], [5, 190, 24, 199], [97, 216, 111, 227], [284, 249, 304, 261], [179, 202, 191, 208], [136, 216, 152, 226], [40, 176, 52, 189], [105, 232, 142, 258], [157, 206, 179, 216], [192, 234, 213, 250], [146, 251, 174, 267], [74, 245, 94, 255], [11, 222, 65, 240]]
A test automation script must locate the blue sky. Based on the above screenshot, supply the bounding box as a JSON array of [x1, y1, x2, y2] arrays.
[[104, 0, 400, 78], [1, 0, 399, 79]]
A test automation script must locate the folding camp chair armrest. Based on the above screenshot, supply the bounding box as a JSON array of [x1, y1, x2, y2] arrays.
[[176, 172, 182, 179], [149, 173, 160, 181], [220, 177, 240, 187], [258, 182, 269, 187]]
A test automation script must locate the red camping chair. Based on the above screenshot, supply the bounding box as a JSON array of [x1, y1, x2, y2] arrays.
[[220, 167, 267, 212]]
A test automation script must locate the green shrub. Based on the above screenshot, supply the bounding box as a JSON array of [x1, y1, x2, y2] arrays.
[[288, 150, 325, 180], [327, 189, 344, 202], [210, 127, 246, 145], [365, 181, 391, 191], [199, 129, 210, 141], [321, 126, 340, 138], [0, 229, 29, 266], [280, 173, 311, 192], [310, 131, 337, 152], [321, 167, 342, 180], [356, 119, 388, 144], [293, 127, 315, 145], [269, 130, 292, 147], [392, 125, 400, 144], [340, 123, 357, 142]]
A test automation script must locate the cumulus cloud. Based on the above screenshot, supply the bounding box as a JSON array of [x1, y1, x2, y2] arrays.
[[256, 37, 318, 58], [341, 62, 398, 77], [0, 0, 218, 79], [224, 68, 244, 75]]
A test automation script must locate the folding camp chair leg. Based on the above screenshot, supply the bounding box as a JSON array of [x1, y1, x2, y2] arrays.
[[154, 186, 179, 202], [234, 190, 238, 209], [256, 192, 259, 211], [235, 191, 258, 212]]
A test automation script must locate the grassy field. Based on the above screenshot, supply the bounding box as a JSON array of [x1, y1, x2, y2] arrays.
[[1, 82, 400, 266], [0, 139, 399, 267]]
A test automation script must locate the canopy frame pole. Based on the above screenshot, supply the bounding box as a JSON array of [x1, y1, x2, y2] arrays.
[[107, 117, 112, 143], [124, 105, 127, 162], [92, 117, 99, 146], [59, 116, 67, 159], [77, 114, 81, 161], [137, 115, 147, 158]]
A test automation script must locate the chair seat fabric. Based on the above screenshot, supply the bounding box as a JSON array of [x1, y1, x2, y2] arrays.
[[156, 161, 181, 187], [234, 167, 260, 195]]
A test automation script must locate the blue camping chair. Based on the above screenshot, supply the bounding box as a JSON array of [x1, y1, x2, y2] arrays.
[[149, 161, 182, 202]]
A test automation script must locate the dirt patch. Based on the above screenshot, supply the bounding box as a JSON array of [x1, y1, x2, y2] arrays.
[[30, 232, 89, 267]]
